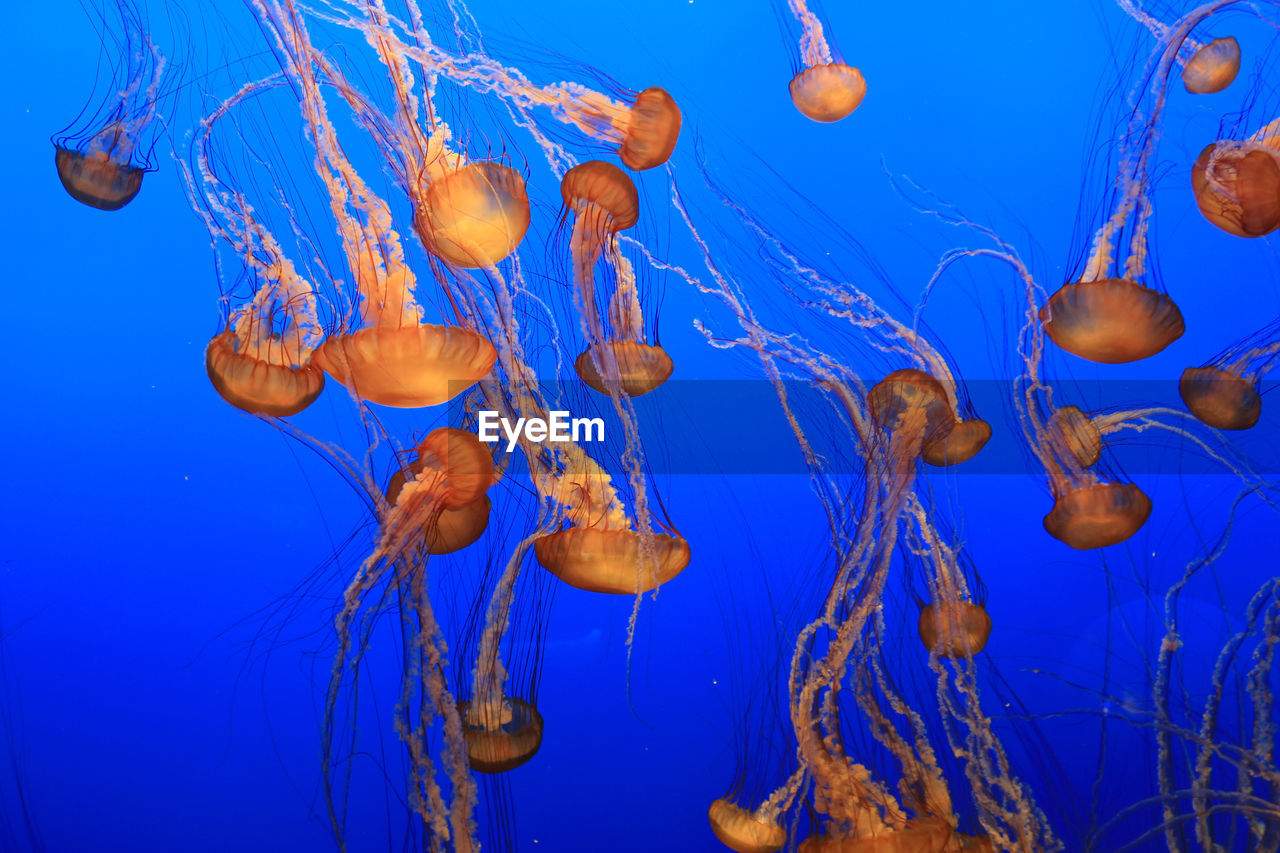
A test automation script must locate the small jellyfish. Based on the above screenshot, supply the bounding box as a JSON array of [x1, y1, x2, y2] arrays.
[[1049, 405, 1103, 468], [1118, 1, 1240, 94], [921, 418, 992, 467], [1191, 137, 1280, 238], [53, 0, 164, 210], [707, 800, 786, 853], [782, 0, 866, 122], [562, 160, 640, 236], [790, 64, 867, 124], [457, 697, 543, 773], [1182, 36, 1241, 94], [1179, 366, 1261, 430], [868, 369, 955, 453], [1178, 324, 1279, 430], [55, 137, 147, 211], [533, 526, 690, 594], [350, 16, 682, 170], [917, 600, 992, 657], [418, 160, 531, 268]]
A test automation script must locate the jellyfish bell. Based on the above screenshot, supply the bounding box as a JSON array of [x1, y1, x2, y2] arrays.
[[1043, 482, 1152, 550], [1049, 405, 1102, 468], [457, 696, 543, 773], [418, 161, 531, 268], [1182, 36, 1241, 94], [1191, 141, 1280, 238], [561, 160, 640, 230], [918, 600, 992, 657], [54, 145, 145, 211], [867, 369, 955, 451], [1039, 279, 1184, 363], [1179, 366, 1261, 430], [205, 329, 325, 417], [312, 323, 497, 408], [574, 342, 673, 397], [533, 526, 690, 594], [921, 418, 991, 467], [620, 86, 681, 170], [789, 63, 866, 123], [707, 799, 786, 853]]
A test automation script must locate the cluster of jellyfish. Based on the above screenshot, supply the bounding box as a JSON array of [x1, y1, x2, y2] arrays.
[[54, 0, 1280, 850]]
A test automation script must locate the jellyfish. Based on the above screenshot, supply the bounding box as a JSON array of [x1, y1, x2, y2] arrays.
[[917, 600, 992, 658], [1117, 0, 1241, 93], [386, 428, 498, 554], [867, 369, 990, 468], [1035, 6, 1266, 361], [317, 0, 681, 169], [1191, 119, 1280, 238], [781, 0, 866, 122], [182, 80, 326, 418], [417, 160, 531, 268], [1183, 36, 1241, 92], [53, 0, 165, 210], [1180, 317, 1280, 429]]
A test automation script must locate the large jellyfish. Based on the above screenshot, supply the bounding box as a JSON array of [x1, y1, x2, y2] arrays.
[[1192, 116, 1280, 238], [53, 0, 166, 210]]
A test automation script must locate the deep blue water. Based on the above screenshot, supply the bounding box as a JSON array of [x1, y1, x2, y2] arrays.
[[1, 1, 1277, 851]]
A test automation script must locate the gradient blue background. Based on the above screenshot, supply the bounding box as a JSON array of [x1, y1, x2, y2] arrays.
[[1, 1, 1276, 850]]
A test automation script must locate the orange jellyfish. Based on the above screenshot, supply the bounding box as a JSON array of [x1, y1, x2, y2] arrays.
[[1117, 0, 1241, 93], [185, 82, 326, 418], [326, 8, 680, 170], [417, 160, 532, 268], [1180, 322, 1280, 429], [386, 428, 498, 554], [534, 523, 690, 595], [867, 369, 990, 467], [1183, 36, 1241, 93], [1037, 6, 1250, 361], [54, 0, 165, 210], [782, 0, 866, 122], [709, 800, 787, 853], [1191, 119, 1280, 238], [918, 600, 992, 658]]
